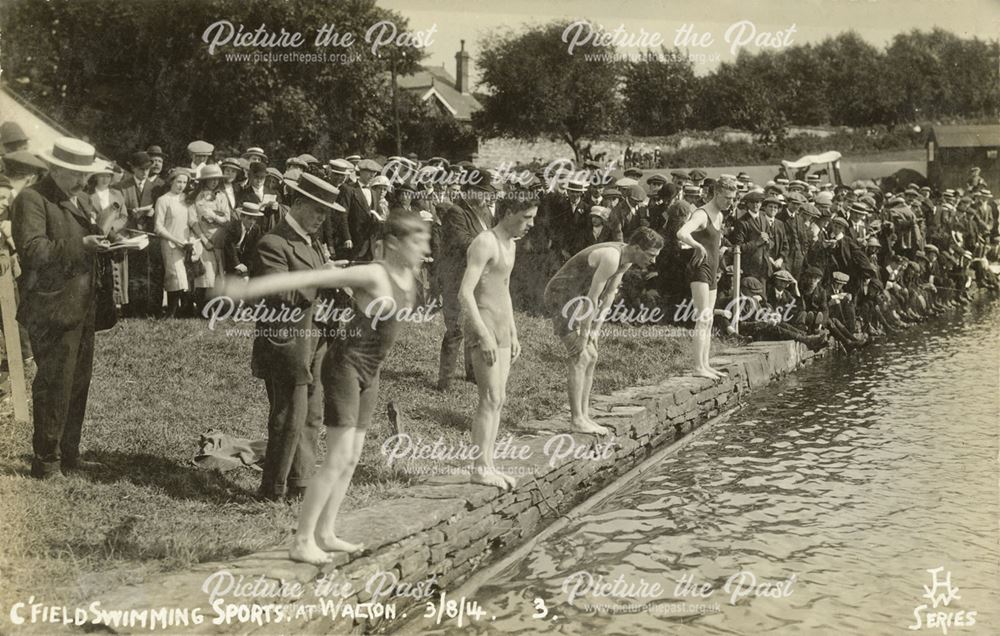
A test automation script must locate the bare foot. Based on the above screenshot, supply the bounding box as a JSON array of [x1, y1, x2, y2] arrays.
[[708, 366, 729, 377], [692, 367, 718, 380], [498, 470, 518, 489], [471, 466, 510, 489], [289, 539, 335, 565], [571, 417, 610, 435], [315, 534, 364, 554]]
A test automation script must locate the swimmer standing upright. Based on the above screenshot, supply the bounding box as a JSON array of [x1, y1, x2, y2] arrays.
[[677, 176, 737, 380], [459, 196, 538, 490]]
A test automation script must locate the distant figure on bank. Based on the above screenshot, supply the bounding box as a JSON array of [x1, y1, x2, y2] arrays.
[[12, 138, 110, 479], [460, 196, 537, 489], [543, 228, 663, 435]]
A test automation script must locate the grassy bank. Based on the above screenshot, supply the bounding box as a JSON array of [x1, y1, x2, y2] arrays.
[[0, 311, 691, 610]]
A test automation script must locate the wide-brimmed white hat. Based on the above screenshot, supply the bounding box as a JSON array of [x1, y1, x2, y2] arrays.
[[40, 137, 104, 173]]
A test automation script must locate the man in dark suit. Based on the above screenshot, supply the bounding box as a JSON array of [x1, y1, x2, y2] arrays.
[[250, 173, 344, 501], [731, 192, 772, 296], [611, 185, 650, 242], [778, 192, 812, 278], [319, 158, 354, 259], [340, 158, 382, 261], [436, 172, 496, 390], [12, 138, 111, 479], [115, 150, 164, 316], [221, 202, 265, 277]]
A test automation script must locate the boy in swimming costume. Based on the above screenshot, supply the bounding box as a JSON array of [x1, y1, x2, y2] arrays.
[[543, 227, 664, 435], [459, 196, 538, 490], [224, 209, 430, 565]]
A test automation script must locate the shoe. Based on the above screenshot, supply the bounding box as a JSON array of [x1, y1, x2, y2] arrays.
[[62, 458, 106, 472]]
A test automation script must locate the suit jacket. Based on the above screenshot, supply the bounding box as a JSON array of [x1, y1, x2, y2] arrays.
[[731, 212, 772, 279], [762, 216, 790, 271], [12, 175, 100, 329], [250, 219, 326, 385], [116, 174, 159, 232], [340, 183, 379, 260], [611, 200, 649, 241], [439, 198, 493, 277], [221, 219, 263, 274], [778, 210, 811, 276]]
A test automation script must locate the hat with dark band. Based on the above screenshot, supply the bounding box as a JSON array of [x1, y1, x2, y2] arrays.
[[145, 145, 164, 157], [238, 202, 264, 217], [40, 137, 104, 173], [832, 271, 850, 284], [285, 172, 346, 212]]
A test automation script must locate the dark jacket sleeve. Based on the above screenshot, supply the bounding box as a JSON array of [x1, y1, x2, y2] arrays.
[[442, 203, 480, 261], [12, 189, 88, 275]]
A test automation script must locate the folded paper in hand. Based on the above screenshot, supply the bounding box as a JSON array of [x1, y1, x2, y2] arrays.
[[108, 235, 149, 251]]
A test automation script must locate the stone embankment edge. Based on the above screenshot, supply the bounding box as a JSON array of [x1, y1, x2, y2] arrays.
[[91, 340, 820, 634]]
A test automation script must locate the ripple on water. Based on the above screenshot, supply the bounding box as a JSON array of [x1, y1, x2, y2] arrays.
[[459, 305, 1000, 635]]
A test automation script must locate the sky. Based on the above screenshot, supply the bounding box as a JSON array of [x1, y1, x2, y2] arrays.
[[379, 0, 1000, 85]]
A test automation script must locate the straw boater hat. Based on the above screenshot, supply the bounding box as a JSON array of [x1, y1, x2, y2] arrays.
[[39, 137, 104, 172], [238, 202, 264, 217], [285, 172, 346, 212], [243, 147, 268, 162]]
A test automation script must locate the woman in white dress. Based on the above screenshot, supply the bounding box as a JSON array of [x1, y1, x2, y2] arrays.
[[154, 168, 193, 317]]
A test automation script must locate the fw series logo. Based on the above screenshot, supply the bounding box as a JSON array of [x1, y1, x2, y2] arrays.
[[907, 567, 977, 634]]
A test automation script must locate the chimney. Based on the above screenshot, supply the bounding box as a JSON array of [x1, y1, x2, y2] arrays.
[[455, 39, 470, 94]]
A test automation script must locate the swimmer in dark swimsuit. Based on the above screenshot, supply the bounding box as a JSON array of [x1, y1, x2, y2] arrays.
[[543, 227, 664, 434], [459, 197, 538, 490], [677, 176, 738, 380], [223, 209, 430, 565]]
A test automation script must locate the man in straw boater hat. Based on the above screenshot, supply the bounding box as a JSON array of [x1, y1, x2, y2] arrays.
[[11, 137, 111, 479], [220, 201, 265, 278], [244, 173, 346, 502]]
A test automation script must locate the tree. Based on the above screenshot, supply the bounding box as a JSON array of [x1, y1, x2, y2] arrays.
[[694, 58, 787, 143], [0, 0, 425, 162], [621, 47, 696, 135], [813, 32, 894, 126], [473, 20, 622, 162]]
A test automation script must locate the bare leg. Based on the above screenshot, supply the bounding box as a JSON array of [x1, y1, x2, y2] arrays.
[[470, 346, 511, 489], [314, 428, 366, 553], [567, 335, 608, 435], [704, 288, 727, 377], [289, 427, 364, 564], [581, 338, 603, 429], [690, 282, 718, 379]]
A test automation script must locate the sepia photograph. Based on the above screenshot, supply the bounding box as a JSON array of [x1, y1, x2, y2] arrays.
[[0, 0, 998, 633]]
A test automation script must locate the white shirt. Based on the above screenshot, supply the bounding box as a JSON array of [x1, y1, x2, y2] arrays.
[[361, 186, 372, 208]]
